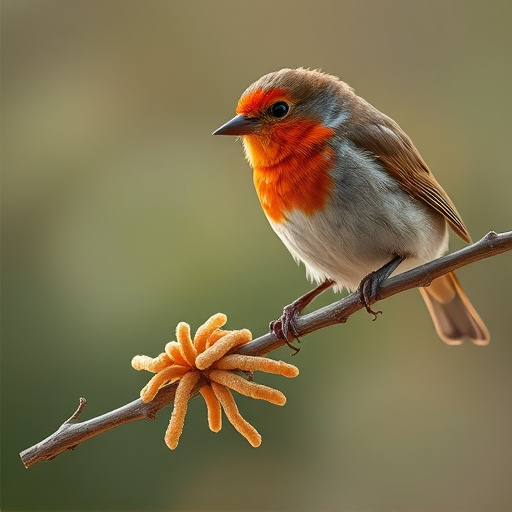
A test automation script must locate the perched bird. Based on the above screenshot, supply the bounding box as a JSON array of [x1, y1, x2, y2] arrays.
[[214, 68, 489, 346]]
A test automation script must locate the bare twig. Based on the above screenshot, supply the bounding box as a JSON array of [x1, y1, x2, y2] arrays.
[[20, 231, 512, 468]]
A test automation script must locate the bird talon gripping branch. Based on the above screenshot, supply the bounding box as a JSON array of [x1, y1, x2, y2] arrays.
[[269, 317, 301, 355], [132, 313, 299, 449]]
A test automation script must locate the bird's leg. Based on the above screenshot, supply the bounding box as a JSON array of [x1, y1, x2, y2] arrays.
[[358, 255, 404, 320], [270, 279, 335, 353]]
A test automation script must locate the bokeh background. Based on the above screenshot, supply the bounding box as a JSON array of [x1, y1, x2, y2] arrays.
[[2, 1, 512, 510]]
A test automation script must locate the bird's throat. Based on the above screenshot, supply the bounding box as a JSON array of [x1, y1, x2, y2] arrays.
[[243, 121, 335, 223]]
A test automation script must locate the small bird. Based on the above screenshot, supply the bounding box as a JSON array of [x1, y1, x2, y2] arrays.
[[214, 68, 489, 346]]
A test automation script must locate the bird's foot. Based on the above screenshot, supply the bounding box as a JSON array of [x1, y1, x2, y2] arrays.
[[270, 303, 302, 355], [269, 280, 335, 355], [358, 271, 383, 321], [357, 255, 405, 321]]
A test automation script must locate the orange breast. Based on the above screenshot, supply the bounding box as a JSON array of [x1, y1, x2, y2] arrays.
[[244, 121, 335, 223]]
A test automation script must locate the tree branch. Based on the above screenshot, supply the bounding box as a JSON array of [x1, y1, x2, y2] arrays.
[[20, 230, 512, 468]]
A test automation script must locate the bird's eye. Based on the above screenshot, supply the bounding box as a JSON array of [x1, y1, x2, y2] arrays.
[[268, 101, 290, 119]]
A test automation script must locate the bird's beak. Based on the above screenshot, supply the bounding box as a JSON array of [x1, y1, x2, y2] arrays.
[[213, 114, 260, 136]]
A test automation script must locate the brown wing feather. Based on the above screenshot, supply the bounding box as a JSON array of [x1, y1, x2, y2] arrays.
[[345, 110, 471, 243]]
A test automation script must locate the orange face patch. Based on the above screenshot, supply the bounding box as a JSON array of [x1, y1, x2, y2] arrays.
[[236, 86, 336, 223], [245, 120, 335, 223]]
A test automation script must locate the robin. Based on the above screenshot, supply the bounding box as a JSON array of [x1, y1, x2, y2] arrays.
[[214, 68, 489, 347]]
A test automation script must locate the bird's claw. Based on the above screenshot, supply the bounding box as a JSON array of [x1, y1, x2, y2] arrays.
[[359, 271, 383, 320], [270, 305, 302, 355], [357, 255, 404, 320]]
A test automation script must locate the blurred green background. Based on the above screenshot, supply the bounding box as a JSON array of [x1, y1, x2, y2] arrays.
[[2, 1, 512, 510]]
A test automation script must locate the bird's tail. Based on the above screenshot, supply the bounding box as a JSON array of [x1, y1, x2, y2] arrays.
[[419, 271, 490, 345]]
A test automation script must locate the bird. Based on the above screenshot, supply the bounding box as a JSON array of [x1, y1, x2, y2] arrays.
[[213, 68, 489, 347]]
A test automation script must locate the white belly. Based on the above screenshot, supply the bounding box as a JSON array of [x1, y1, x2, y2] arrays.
[[267, 156, 449, 292]]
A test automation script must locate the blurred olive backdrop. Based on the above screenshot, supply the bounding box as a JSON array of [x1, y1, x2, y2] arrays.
[[2, 1, 512, 511]]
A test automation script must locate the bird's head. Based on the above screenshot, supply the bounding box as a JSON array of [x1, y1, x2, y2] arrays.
[[214, 68, 352, 137], [214, 68, 352, 168]]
